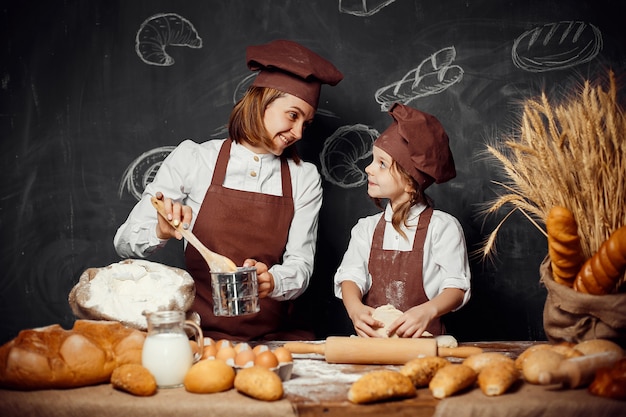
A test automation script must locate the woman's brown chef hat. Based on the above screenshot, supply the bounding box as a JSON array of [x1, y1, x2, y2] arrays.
[[374, 103, 456, 190], [246, 39, 343, 109]]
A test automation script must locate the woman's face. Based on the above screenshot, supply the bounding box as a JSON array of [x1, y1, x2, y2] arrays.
[[262, 93, 315, 156], [365, 146, 411, 207]]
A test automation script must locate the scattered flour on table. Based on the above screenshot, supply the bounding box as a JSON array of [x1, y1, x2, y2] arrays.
[[84, 260, 189, 328]]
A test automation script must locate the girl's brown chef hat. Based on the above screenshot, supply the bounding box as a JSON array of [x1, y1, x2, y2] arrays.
[[374, 103, 456, 190], [246, 39, 343, 110]]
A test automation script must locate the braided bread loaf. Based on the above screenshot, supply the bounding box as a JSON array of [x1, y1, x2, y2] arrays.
[[546, 206, 585, 287], [574, 226, 626, 295]]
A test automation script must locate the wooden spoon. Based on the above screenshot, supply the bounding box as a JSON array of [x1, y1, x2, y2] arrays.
[[151, 196, 238, 273]]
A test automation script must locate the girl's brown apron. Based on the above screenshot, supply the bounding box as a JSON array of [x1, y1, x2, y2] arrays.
[[364, 206, 445, 336], [185, 139, 313, 341]]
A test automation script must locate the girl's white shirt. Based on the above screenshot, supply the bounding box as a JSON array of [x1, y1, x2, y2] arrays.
[[333, 202, 471, 309], [114, 139, 323, 300]]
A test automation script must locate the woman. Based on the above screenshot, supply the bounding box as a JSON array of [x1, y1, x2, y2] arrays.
[[115, 39, 343, 341], [334, 103, 471, 338]]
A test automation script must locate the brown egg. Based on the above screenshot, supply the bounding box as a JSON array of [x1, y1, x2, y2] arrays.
[[254, 350, 279, 369], [234, 342, 251, 354], [234, 349, 256, 367], [216, 339, 233, 350], [215, 346, 237, 363], [273, 347, 293, 363], [201, 343, 218, 360], [252, 344, 269, 355]]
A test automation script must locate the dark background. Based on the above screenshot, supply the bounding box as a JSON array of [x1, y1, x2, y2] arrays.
[[1, 0, 625, 345]]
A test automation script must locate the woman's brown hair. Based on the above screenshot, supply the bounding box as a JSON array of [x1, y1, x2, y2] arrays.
[[372, 161, 432, 240], [228, 86, 301, 162]]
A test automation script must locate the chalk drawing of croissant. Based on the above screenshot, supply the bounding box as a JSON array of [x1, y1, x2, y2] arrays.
[[339, 0, 397, 16], [135, 13, 203, 66], [375, 46, 464, 111], [320, 124, 379, 188], [119, 146, 176, 200]]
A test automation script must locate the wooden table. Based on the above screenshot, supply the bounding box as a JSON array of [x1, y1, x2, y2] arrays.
[[1, 341, 625, 417]]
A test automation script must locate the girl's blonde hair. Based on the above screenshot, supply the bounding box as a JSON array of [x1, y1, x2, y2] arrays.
[[228, 86, 301, 162], [372, 161, 431, 240]]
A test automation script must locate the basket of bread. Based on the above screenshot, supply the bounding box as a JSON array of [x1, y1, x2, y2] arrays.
[[481, 70, 626, 346]]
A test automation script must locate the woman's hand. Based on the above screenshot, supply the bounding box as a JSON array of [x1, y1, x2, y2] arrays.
[[387, 303, 437, 338], [346, 303, 384, 338], [243, 259, 274, 298], [154, 191, 193, 240]]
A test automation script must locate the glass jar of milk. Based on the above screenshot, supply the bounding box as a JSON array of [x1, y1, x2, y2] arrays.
[[142, 310, 204, 388]]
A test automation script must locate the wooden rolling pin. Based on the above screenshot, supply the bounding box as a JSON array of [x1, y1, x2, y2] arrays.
[[537, 351, 622, 388], [283, 337, 483, 365]]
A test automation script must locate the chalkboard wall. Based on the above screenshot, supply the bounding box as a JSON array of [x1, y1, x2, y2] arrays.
[[1, 0, 625, 344]]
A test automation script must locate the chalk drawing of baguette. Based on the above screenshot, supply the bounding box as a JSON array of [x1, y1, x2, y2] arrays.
[[118, 146, 175, 200], [511, 21, 602, 72], [135, 13, 203, 66], [375, 46, 464, 111]]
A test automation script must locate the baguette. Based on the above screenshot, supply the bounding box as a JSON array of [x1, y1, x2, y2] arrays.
[[574, 226, 626, 294], [0, 320, 145, 390], [478, 361, 519, 396], [546, 206, 585, 287], [429, 364, 477, 399]]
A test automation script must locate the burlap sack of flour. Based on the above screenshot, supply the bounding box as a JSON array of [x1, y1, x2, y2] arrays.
[[69, 259, 195, 330], [540, 256, 626, 348]]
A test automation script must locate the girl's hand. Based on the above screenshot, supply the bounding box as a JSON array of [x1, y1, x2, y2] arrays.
[[387, 303, 437, 338], [243, 259, 274, 298], [347, 303, 385, 338], [154, 191, 193, 240]]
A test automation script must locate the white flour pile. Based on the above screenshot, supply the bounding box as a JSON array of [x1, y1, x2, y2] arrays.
[[72, 259, 195, 329]]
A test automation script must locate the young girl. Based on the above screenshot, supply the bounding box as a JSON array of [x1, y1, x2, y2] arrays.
[[334, 103, 470, 338], [115, 39, 342, 341]]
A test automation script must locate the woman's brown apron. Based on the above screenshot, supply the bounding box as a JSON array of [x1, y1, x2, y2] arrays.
[[185, 139, 313, 341], [364, 206, 445, 336]]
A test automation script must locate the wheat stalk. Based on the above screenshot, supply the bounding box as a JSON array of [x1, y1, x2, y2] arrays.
[[479, 71, 626, 266]]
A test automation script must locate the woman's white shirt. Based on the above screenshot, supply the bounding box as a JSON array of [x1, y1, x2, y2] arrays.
[[114, 139, 323, 300]]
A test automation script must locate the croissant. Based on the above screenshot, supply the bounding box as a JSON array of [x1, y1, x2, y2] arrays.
[[574, 226, 626, 295], [546, 206, 585, 287]]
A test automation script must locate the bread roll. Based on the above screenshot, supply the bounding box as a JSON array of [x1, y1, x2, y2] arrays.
[[348, 369, 416, 404], [546, 206, 585, 286], [110, 363, 157, 396], [184, 359, 235, 393], [574, 339, 624, 356], [429, 364, 477, 399], [234, 365, 283, 401], [463, 352, 514, 374], [400, 356, 449, 387], [522, 349, 564, 384], [0, 320, 145, 390], [478, 362, 519, 396]]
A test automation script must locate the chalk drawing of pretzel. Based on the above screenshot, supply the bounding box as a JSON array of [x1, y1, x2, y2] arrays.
[[320, 124, 380, 188], [135, 13, 203, 66], [339, 0, 398, 16], [375, 46, 464, 111]]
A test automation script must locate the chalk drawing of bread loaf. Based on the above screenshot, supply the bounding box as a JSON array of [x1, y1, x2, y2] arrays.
[[511, 21, 602, 72], [135, 13, 203, 66]]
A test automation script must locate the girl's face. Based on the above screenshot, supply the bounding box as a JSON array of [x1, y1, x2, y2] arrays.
[[366, 146, 412, 207], [261, 93, 315, 156]]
